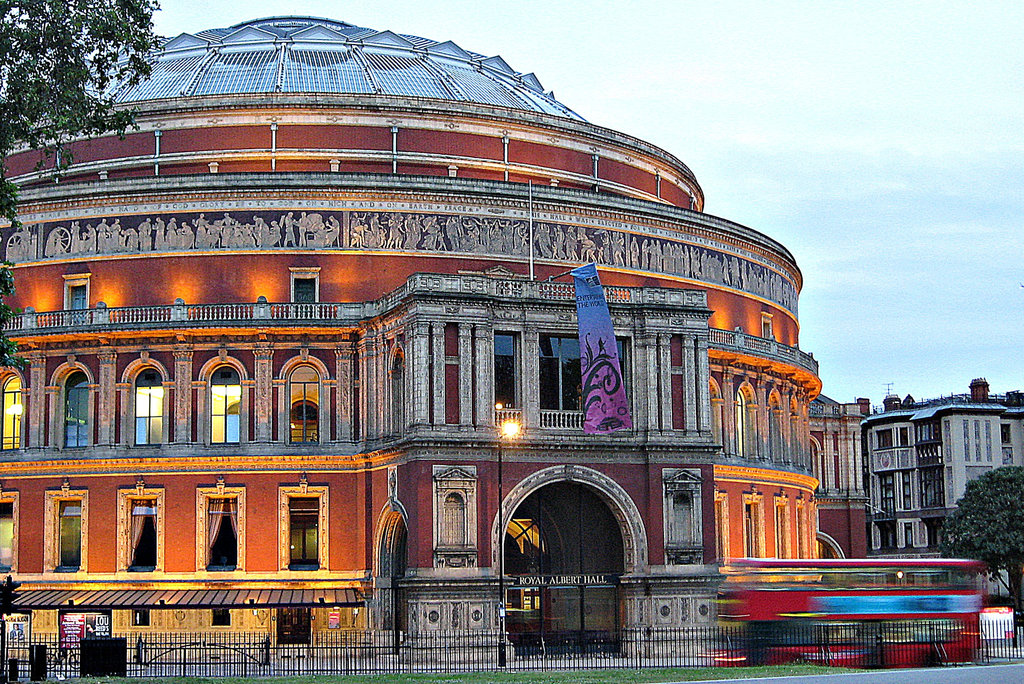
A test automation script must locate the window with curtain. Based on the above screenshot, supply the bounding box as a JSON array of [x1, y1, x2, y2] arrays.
[[734, 389, 750, 458], [65, 371, 90, 448], [211, 367, 241, 444], [129, 499, 158, 570], [58, 500, 82, 569], [289, 366, 319, 444], [288, 497, 319, 569], [207, 497, 238, 569], [135, 370, 164, 445], [0, 502, 12, 570], [2, 377, 22, 450]]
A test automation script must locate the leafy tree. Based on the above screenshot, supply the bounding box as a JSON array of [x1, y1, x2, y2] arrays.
[[0, 0, 160, 366], [941, 465, 1024, 611]]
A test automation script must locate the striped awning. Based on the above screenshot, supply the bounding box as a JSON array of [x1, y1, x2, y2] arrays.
[[15, 587, 362, 610]]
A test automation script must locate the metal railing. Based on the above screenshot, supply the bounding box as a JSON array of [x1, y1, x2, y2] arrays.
[[4, 619, 1001, 678]]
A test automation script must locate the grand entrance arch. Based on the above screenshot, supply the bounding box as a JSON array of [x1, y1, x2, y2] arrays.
[[495, 466, 647, 648]]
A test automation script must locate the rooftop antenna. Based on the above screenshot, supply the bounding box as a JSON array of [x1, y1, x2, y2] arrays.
[[884, 382, 894, 396]]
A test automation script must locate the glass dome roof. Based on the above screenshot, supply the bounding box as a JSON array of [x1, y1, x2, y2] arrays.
[[116, 16, 583, 120]]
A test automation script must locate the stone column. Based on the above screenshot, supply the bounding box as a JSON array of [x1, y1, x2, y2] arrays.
[[473, 323, 493, 428], [523, 328, 539, 429], [26, 352, 45, 449], [357, 333, 375, 439], [682, 336, 698, 435], [638, 333, 658, 433], [720, 367, 736, 456], [658, 334, 672, 433], [336, 342, 354, 441], [96, 350, 117, 445], [458, 324, 473, 426], [253, 345, 274, 442], [173, 347, 193, 444], [694, 334, 711, 436], [430, 322, 445, 425]]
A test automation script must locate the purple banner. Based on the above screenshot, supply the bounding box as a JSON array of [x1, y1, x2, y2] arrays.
[[571, 263, 633, 434]]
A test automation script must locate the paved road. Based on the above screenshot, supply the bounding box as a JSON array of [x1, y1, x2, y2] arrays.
[[674, 663, 1024, 684]]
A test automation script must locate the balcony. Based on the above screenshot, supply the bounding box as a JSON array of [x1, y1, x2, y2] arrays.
[[5, 275, 816, 375]]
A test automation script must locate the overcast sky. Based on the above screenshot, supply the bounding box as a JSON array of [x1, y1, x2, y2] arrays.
[[152, 1, 1024, 405]]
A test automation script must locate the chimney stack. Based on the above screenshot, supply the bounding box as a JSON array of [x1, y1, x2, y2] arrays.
[[883, 395, 901, 412], [856, 397, 871, 415], [970, 378, 990, 402]]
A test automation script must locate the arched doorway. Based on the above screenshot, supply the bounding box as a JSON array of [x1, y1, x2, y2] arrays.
[[503, 481, 625, 650], [376, 512, 408, 632]]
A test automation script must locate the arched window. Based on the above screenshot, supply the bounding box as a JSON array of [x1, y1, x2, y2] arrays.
[[710, 381, 723, 446], [390, 353, 405, 435], [2, 377, 22, 450], [441, 492, 466, 547], [135, 370, 164, 445], [289, 366, 319, 444], [768, 393, 783, 462], [210, 367, 241, 444], [65, 371, 90, 447], [734, 387, 755, 459]]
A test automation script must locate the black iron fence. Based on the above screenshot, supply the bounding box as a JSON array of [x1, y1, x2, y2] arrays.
[[3, 622, 1020, 679]]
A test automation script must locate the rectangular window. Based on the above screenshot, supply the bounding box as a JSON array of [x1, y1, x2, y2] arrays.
[[539, 336, 581, 411], [897, 427, 910, 447], [288, 498, 319, 569], [900, 471, 913, 510], [920, 468, 945, 508], [493, 333, 518, 410], [878, 473, 895, 514], [876, 521, 896, 549], [0, 502, 12, 570], [58, 500, 82, 569], [129, 499, 158, 570], [924, 519, 942, 548], [207, 498, 238, 570], [132, 609, 150, 627], [876, 429, 893, 449], [211, 609, 231, 626], [760, 313, 773, 339], [68, 284, 88, 310], [903, 522, 914, 548], [293, 278, 316, 303], [1002, 424, 1012, 444]]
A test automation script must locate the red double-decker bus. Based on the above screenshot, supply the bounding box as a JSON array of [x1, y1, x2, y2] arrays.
[[718, 558, 987, 668]]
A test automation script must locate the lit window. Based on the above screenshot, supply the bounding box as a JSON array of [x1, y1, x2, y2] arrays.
[[207, 498, 238, 570], [289, 498, 319, 569], [135, 370, 164, 445], [289, 367, 319, 444], [211, 367, 241, 444], [2, 377, 22, 450], [0, 502, 13, 571], [129, 499, 158, 570], [64, 371, 90, 448], [58, 500, 82, 569], [539, 336, 581, 411]]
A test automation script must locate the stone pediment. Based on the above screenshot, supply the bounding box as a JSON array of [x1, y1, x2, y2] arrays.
[[433, 465, 477, 482], [663, 467, 702, 490]]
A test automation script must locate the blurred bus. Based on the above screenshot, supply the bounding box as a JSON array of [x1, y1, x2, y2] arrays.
[[718, 558, 986, 668]]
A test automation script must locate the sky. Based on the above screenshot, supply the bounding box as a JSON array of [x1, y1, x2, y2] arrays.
[[152, 1, 1024, 405]]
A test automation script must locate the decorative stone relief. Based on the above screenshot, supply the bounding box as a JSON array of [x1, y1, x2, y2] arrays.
[[4, 209, 798, 312]]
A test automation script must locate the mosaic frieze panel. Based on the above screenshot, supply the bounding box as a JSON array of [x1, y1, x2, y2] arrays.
[[3, 210, 797, 312]]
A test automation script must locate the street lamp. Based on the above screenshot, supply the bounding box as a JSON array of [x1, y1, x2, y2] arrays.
[[497, 415, 520, 668]]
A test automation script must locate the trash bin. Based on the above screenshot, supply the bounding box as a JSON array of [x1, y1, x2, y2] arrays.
[[80, 638, 127, 677], [28, 645, 45, 682]]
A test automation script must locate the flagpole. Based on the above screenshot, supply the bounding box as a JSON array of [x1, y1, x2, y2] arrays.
[[528, 180, 535, 280]]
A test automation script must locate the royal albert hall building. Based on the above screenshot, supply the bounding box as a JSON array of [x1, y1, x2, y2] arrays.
[[0, 17, 821, 644]]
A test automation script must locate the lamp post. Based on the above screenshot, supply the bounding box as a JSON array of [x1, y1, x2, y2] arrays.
[[497, 416, 520, 668]]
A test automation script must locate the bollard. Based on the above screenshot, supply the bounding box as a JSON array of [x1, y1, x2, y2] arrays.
[[28, 645, 44, 682]]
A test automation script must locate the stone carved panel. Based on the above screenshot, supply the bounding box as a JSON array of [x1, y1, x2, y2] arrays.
[[663, 468, 704, 565], [5, 209, 797, 312]]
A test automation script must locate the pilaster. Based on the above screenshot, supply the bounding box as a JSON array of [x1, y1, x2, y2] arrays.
[[253, 345, 273, 442], [473, 323, 493, 428], [173, 347, 193, 444], [96, 350, 117, 445]]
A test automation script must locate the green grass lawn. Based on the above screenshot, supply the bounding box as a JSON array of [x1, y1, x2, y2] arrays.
[[69, 665, 855, 684]]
